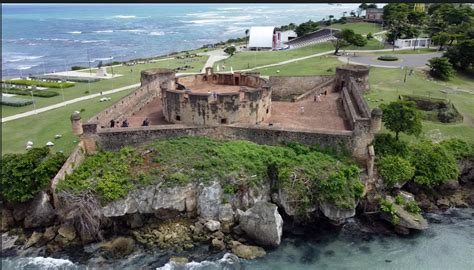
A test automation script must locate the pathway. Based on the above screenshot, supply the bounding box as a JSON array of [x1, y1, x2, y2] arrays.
[[337, 52, 442, 68], [199, 49, 229, 73]]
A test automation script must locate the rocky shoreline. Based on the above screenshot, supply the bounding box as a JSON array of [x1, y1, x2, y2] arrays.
[[2, 158, 473, 267]]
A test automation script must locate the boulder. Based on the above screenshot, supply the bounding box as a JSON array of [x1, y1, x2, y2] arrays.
[[204, 220, 221, 232], [239, 201, 283, 247], [382, 197, 428, 231], [218, 204, 234, 224], [126, 213, 144, 229], [198, 182, 223, 219], [42, 227, 57, 242], [2, 233, 18, 251], [169, 256, 189, 265], [458, 159, 474, 184], [1, 208, 14, 232], [231, 241, 266, 260], [320, 202, 356, 225], [466, 194, 474, 207], [437, 180, 459, 196], [58, 223, 76, 241], [101, 237, 135, 259], [436, 198, 450, 209], [25, 231, 43, 248], [23, 192, 56, 229], [211, 238, 225, 251], [398, 191, 415, 202]]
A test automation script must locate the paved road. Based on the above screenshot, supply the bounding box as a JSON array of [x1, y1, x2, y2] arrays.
[[200, 49, 229, 73], [337, 52, 442, 68]]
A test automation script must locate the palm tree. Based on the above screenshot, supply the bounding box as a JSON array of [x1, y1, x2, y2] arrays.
[[245, 29, 250, 46]]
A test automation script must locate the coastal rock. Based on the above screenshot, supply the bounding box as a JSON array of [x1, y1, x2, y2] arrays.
[[458, 159, 474, 184], [198, 182, 223, 219], [23, 192, 56, 229], [25, 231, 43, 248], [231, 241, 266, 260], [211, 238, 225, 251], [1, 208, 14, 232], [204, 220, 221, 232], [126, 213, 144, 229], [320, 202, 356, 225], [466, 194, 474, 207], [102, 183, 197, 217], [239, 201, 283, 247], [382, 197, 428, 231], [436, 198, 450, 209], [218, 203, 234, 224], [101, 237, 135, 259], [58, 223, 77, 241], [2, 233, 18, 251], [230, 181, 271, 211], [170, 256, 189, 265], [43, 227, 57, 242], [437, 180, 459, 196]]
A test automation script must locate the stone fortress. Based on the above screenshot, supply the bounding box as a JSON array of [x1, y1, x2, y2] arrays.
[[58, 64, 382, 194]]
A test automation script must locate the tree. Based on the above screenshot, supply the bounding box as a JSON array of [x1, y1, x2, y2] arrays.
[[380, 100, 422, 140], [331, 29, 367, 54], [295, 20, 319, 37], [432, 32, 451, 50], [377, 155, 415, 188], [224, 46, 236, 56], [427, 57, 455, 80], [444, 39, 474, 71], [350, 11, 356, 17], [367, 3, 378, 9]]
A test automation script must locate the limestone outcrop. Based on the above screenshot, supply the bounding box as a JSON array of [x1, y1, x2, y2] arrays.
[[23, 192, 56, 229], [239, 201, 283, 247], [320, 202, 356, 225]]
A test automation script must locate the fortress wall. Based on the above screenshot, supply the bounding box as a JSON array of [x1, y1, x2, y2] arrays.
[[269, 75, 334, 100], [95, 125, 354, 154]]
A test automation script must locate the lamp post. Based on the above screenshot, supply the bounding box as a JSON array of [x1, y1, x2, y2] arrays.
[[110, 56, 114, 77], [30, 90, 37, 114]]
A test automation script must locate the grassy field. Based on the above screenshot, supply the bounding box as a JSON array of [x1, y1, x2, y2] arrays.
[[1, 88, 135, 155], [329, 22, 383, 35], [214, 42, 335, 71], [254, 55, 341, 76], [2, 55, 208, 117], [366, 68, 474, 144]]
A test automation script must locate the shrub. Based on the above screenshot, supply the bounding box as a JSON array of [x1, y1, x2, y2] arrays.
[[405, 201, 421, 214], [427, 57, 454, 81], [380, 199, 399, 224], [377, 155, 415, 189], [1, 147, 66, 203], [2, 88, 59, 98], [1, 96, 34, 107], [224, 46, 236, 56], [409, 141, 459, 187], [223, 184, 237, 194], [71, 66, 87, 71], [165, 172, 190, 186], [395, 194, 405, 205], [440, 139, 473, 159], [1, 79, 75, 88], [377, 55, 398, 61], [367, 32, 374, 40], [373, 133, 410, 158], [318, 165, 364, 209]]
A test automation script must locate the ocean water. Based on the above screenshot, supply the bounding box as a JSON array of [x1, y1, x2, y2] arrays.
[[2, 208, 474, 270], [1, 3, 365, 77]]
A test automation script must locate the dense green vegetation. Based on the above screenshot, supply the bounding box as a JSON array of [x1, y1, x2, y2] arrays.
[[427, 57, 455, 80], [1, 147, 66, 203], [2, 88, 59, 98], [2, 79, 75, 89], [57, 137, 362, 214], [380, 199, 399, 224], [331, 29, 367, 55], [380, 100, 423, 140], [374, 134, 460, 188], [1, 96, 34, 107]]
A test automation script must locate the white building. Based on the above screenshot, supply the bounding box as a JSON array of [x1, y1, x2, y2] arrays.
[[248, 26, 276, 50], [395, 38, 432, 49]]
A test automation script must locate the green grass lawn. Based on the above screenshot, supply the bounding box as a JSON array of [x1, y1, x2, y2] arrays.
[[254, 55, 341, 76], [329, 22, 383, 35], [365, 68, 474, 144], [346, 38, 388, 50], [1, 88, 135, 155], [214, 42, 335, 71], [2, 56, 208, 118]]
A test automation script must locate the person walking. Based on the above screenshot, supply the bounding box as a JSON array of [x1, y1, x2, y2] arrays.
[[300, 106, 305, 114]]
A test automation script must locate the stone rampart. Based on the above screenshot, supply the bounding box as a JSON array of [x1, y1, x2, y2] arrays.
[[270, 75, 334, 100]]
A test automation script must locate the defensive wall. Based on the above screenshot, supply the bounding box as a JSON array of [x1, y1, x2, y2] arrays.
[[270, 75, 334, 101], [161, 69, 272, 126]]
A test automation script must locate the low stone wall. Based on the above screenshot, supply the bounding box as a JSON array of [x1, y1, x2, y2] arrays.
[[50, 142, 86, 207], [270, 75, 334, 100], [94, 124, 354, 154]]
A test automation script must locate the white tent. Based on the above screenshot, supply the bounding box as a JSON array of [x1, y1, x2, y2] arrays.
[[248, 26, 275, 49]]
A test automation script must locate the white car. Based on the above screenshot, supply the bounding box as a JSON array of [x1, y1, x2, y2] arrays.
[[99, 97, 112, 102]]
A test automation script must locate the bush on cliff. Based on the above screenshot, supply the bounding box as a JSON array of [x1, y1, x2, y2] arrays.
[[440, 138, 474, 160], [58, 137, 362, 214], [377, 155, 415, 189], [373, 133, 410, 158], [409, 141, 459, 187], [1, 147, 66, 203]]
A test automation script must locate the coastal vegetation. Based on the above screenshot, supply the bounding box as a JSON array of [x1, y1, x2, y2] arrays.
[[0, 147, 66, 203], [2, 79, 75, 89], [2, 88, 59, 98], [57, 137, 362, 216], [427, 57, 455, 80]]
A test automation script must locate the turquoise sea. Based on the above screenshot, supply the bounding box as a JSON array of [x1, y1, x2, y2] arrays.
[[2, 3, 363, 77]]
